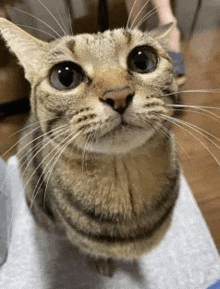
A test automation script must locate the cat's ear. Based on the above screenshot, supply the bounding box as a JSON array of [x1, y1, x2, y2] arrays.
[[0, 18, 49, 82], [149, 22, 175, 49]]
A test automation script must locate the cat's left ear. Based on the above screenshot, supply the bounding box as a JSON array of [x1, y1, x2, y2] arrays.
[[149, 22, 175, 49], [0, 18, 50, 82]]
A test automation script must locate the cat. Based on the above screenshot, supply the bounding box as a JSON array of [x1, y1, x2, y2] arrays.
[[0, 18, 180, 276]]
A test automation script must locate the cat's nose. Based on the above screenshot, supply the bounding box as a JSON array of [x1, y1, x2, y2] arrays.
[[100, 86, 134, 114]]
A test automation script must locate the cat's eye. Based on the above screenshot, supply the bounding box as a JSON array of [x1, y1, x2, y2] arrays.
[[50, 61, 84, 90], [127, 46, 158, 74]]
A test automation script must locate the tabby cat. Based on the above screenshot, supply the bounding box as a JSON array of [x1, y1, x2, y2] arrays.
[[0, 18, 179, 276]]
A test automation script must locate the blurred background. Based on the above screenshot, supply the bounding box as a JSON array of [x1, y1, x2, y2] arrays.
[[0, 0, 220, 252]]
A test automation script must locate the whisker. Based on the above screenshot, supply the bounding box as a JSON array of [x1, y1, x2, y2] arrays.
[[18, 122, 67, 157], [135, 6, 158, 29], [30, 135, 72, 210], [1, 125, 41, 160], [55, 7, 68, 36], [0, 125, 52, 197], [13, 6, 61, 37], [173, 116, 220, 143], [18, 138, 44, 169], [165, 113, 220, 143], [167, 107, 220, 125], [18, 124, 68, 170], [19, 128, 68, 185], [42, 129, 85, 188], [167, 103, 220, 115], [160, 114, 220, 166], [7, 128, 70, 242], [30, 129, 84, 211], [157, 121, 190, 159], [81, 133, 93, 173], [16, 24, 57, 39], [42, 129, 85, 207], [130, 0, 150, 29], [67, 7, 74, 35], [37, 0, 66, 36], [126, 0, 139, 30], [10, 116, 60, 137], [63, 0, 74, 35], [21, 129, 70, 206], [152, 111, 187, 136], [164, 89, 220, 97], [4, 116, 67, 160]]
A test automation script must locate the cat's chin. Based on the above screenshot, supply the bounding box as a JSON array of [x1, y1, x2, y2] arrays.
[[77, 126, 155, 155]]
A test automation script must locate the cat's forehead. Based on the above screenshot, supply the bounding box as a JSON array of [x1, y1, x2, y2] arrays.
[[48, 29, 158, 65], [73, 29, 147, 47]]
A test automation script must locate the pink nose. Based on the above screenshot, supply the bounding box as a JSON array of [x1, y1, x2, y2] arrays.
[[101, 86, 134, 114]]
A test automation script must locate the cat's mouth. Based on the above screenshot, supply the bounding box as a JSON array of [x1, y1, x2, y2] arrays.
[[87, 122, 155, 154], [81, 115, 157, 154], [100, 117, 142, 138], [75, 114, 158, 154], [106, 113, 154, 135]]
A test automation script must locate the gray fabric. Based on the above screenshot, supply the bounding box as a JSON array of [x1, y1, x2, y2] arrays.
[[0, 158, 11, 265], [0, 156, 220, 288]]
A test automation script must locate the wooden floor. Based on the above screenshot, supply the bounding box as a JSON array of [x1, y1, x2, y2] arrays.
[[173, 29, 220, 252], [0, 1, 220, 253]]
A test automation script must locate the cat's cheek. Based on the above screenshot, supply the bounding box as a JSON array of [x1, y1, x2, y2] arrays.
[[36, 96, 81, 118]]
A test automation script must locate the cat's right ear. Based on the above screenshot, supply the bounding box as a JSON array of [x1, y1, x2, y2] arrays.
[[149, 22, 175, 49], [0, 18, 49, 82]]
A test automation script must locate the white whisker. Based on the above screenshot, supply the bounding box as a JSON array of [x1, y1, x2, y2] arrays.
[[172, 116, 220, 143], [37, 0, 66, 36], [67, 7, 74, 35], [16, 24, 57, 39], [10, 117, 57, 137], [7, 128, 70, 241], [20, 128, 69, 182], [168, 103, 220, 114], [157, 121, 190, 159], [13, 7, 61, 37], [8, 119, 68, 162], [130, 0, 150, 29], [126, 0, 139, 30], [170, 108, 220, 126], [81, 133, 93, 173], [22, 130, 70, 209], [135, 6, 158, 29], [161, 114, 220, 167], [55, 7, 68, 36], [31, 129, 84, 210], [42, 129, 85, 207], [18, 124, 68, 170], [164, 89, 220, 97]]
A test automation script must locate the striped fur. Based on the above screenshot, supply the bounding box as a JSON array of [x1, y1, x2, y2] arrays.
[[19, 117, 179, 262]]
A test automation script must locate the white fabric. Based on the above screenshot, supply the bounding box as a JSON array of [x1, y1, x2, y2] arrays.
[[0, 156, 220, 288]]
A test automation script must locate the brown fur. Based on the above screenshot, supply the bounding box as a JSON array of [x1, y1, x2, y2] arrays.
[[0, 19, 179, 276]]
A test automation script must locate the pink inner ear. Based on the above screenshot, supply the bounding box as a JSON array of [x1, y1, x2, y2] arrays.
[[151, 22, 174, 39]]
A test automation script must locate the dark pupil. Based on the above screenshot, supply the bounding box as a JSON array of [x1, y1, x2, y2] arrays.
[[58, 67, 74, 87], [134, 51, 148, 70]]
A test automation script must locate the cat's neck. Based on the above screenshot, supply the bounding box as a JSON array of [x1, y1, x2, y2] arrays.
[[50, 132, 175, 215], [59, 130, 173, 169], [43, 130, 177, 216]]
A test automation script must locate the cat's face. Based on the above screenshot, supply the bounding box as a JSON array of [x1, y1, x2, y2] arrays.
[[0, 19, 177, 154]]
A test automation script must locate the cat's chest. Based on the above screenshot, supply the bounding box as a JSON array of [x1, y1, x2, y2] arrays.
[[48, 149, 171, 216]]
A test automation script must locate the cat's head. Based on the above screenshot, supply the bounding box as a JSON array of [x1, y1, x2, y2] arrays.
[[0, 19, 178, 154]]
